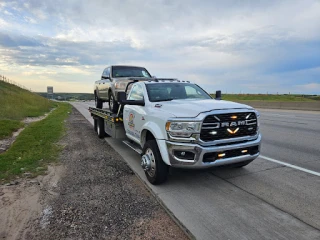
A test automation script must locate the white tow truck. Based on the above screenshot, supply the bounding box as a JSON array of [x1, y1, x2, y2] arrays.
[[90, 78, 261, 184]]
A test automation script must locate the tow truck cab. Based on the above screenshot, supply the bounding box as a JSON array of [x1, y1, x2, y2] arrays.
[[90, 79, 261, 185]]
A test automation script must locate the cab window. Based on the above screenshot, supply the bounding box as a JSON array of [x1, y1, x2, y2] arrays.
[[128, 84, 144, 101], [106, 67, 110, 77]]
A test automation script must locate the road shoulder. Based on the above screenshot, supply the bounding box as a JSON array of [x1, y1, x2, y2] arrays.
[[3, 106, 187, 240]]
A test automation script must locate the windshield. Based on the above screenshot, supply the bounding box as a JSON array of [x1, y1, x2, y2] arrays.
[[112, 66, 151, 78], [146, 83, 212, 102]]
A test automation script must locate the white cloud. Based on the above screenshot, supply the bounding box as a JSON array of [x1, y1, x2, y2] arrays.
[[0, 0, 319, 93], [24, 16, 37, 24], [297, 83, 320, 91], [0, 17, 9, 28]]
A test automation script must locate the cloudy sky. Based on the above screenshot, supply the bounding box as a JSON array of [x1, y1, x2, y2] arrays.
[[0, 0, 319, 94]]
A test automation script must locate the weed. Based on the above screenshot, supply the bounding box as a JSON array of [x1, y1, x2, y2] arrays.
[[0, 103, 71, 182], [0, 120, 24, 139]]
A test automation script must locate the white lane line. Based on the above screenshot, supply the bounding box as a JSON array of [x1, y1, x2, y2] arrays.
[[260, 155, 320, 177], [262, 113, 295, 117]]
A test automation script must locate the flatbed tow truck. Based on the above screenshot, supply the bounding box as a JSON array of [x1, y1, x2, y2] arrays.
[[90, 78, 261, 184]]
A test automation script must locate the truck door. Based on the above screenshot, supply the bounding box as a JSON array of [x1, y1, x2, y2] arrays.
[[123, 83, 146, 144], [100, 67, 111, 99]]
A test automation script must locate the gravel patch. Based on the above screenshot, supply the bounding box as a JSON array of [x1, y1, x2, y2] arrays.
[[26, 107, 188, 240]]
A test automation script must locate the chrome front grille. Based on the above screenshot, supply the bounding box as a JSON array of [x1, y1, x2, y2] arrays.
[[200, 112, 257, 142]]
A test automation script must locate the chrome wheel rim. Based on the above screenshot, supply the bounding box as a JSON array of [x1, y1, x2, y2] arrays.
[[145, 148, 156, 177]]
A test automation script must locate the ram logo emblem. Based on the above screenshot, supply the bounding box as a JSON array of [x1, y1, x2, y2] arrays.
[[227, 128, 239, 134]]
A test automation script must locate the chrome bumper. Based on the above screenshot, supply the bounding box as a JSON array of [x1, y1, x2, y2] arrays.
[[166, 134, 261, 169]]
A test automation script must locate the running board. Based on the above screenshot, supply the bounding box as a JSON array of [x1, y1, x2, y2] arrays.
[[123, 140, 143, 155]]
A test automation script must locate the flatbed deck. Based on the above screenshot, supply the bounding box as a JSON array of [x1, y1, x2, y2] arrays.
[[89, 107, 125, 139]]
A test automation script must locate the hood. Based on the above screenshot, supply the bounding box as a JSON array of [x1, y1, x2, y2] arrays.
[[152, 99, 253, 118]]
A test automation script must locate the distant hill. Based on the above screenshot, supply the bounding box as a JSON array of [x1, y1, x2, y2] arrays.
[[36, 92, 94, 101], [218, 94, 320, 102]]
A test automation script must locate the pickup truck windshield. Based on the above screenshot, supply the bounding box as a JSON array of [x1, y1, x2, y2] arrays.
[[112, 66, 151, 78], [146, 83, 212, 102]]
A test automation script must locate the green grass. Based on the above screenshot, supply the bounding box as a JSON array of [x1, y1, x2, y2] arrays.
[[0, 80, 54, 121], [0, 120, 24, 139], [0, 80, 55, 139], [0, 103, 71, 182], [210, 94, 319, 102]]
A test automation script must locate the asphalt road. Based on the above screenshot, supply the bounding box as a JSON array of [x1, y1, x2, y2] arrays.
[[259, 109, 320, 172], [72, 101, 320, 240]]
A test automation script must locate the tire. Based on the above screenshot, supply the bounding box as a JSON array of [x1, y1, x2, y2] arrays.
[[93, 118, 98, 132], [109, 92, 119, 113], [142, 140, 168, 185], [95, 94, 103, 109], [230, 160, 253, 168], [96, 118, 105, 138]]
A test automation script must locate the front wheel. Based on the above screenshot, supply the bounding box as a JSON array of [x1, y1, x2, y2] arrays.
[[109, 93, 119, 113], [141, 140, 168, 185]]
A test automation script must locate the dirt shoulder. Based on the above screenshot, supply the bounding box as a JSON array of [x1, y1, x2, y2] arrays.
[[1, 107, 187, 239]]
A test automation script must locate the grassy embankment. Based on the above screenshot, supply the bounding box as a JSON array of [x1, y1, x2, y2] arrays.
[[0, 80, 71, 181], [0, 80, 53, 139], [211, 94, 320, 102]]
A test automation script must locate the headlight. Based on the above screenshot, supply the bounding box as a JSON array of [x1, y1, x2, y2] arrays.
[[254, 110, 260, 127], [165, 121, 201, 138], [114, 82, 128, 89]]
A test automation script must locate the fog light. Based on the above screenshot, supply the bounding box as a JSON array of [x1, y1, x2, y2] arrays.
[[218, 153, 225, 158], [241, 149, 248, 153], [173, 151, 195, 160]]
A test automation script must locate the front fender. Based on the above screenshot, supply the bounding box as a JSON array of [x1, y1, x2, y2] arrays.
[[140, 122, 171, 166], [140, 122, 167, 145]]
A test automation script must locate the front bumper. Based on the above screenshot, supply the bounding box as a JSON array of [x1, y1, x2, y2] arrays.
[[166, 134, 261, 169]]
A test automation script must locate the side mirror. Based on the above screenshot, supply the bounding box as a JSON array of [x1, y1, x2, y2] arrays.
[[152, 75, 156, 78], [215, 90, 222, 100], [125, 100, 145, 106], [118, 92, 145, 106], [118, 92, 126, 104]]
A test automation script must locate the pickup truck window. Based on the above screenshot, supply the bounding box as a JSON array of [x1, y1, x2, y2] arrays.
[[106, 67, 110, 77], [146, 83, 212, 102], [128, 84, 144, 101], [112, 66, 151, 78]]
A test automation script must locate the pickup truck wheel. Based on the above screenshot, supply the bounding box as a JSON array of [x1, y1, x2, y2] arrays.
[[109, 93, 119, 113], [96, 118, 105, 138], [95, 95, 103, 109], [142, 140, 168, 185], [230, 160, 253, 168]]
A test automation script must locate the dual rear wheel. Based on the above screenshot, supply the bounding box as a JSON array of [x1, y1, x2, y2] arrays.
[[94, 118, 105, 138]]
